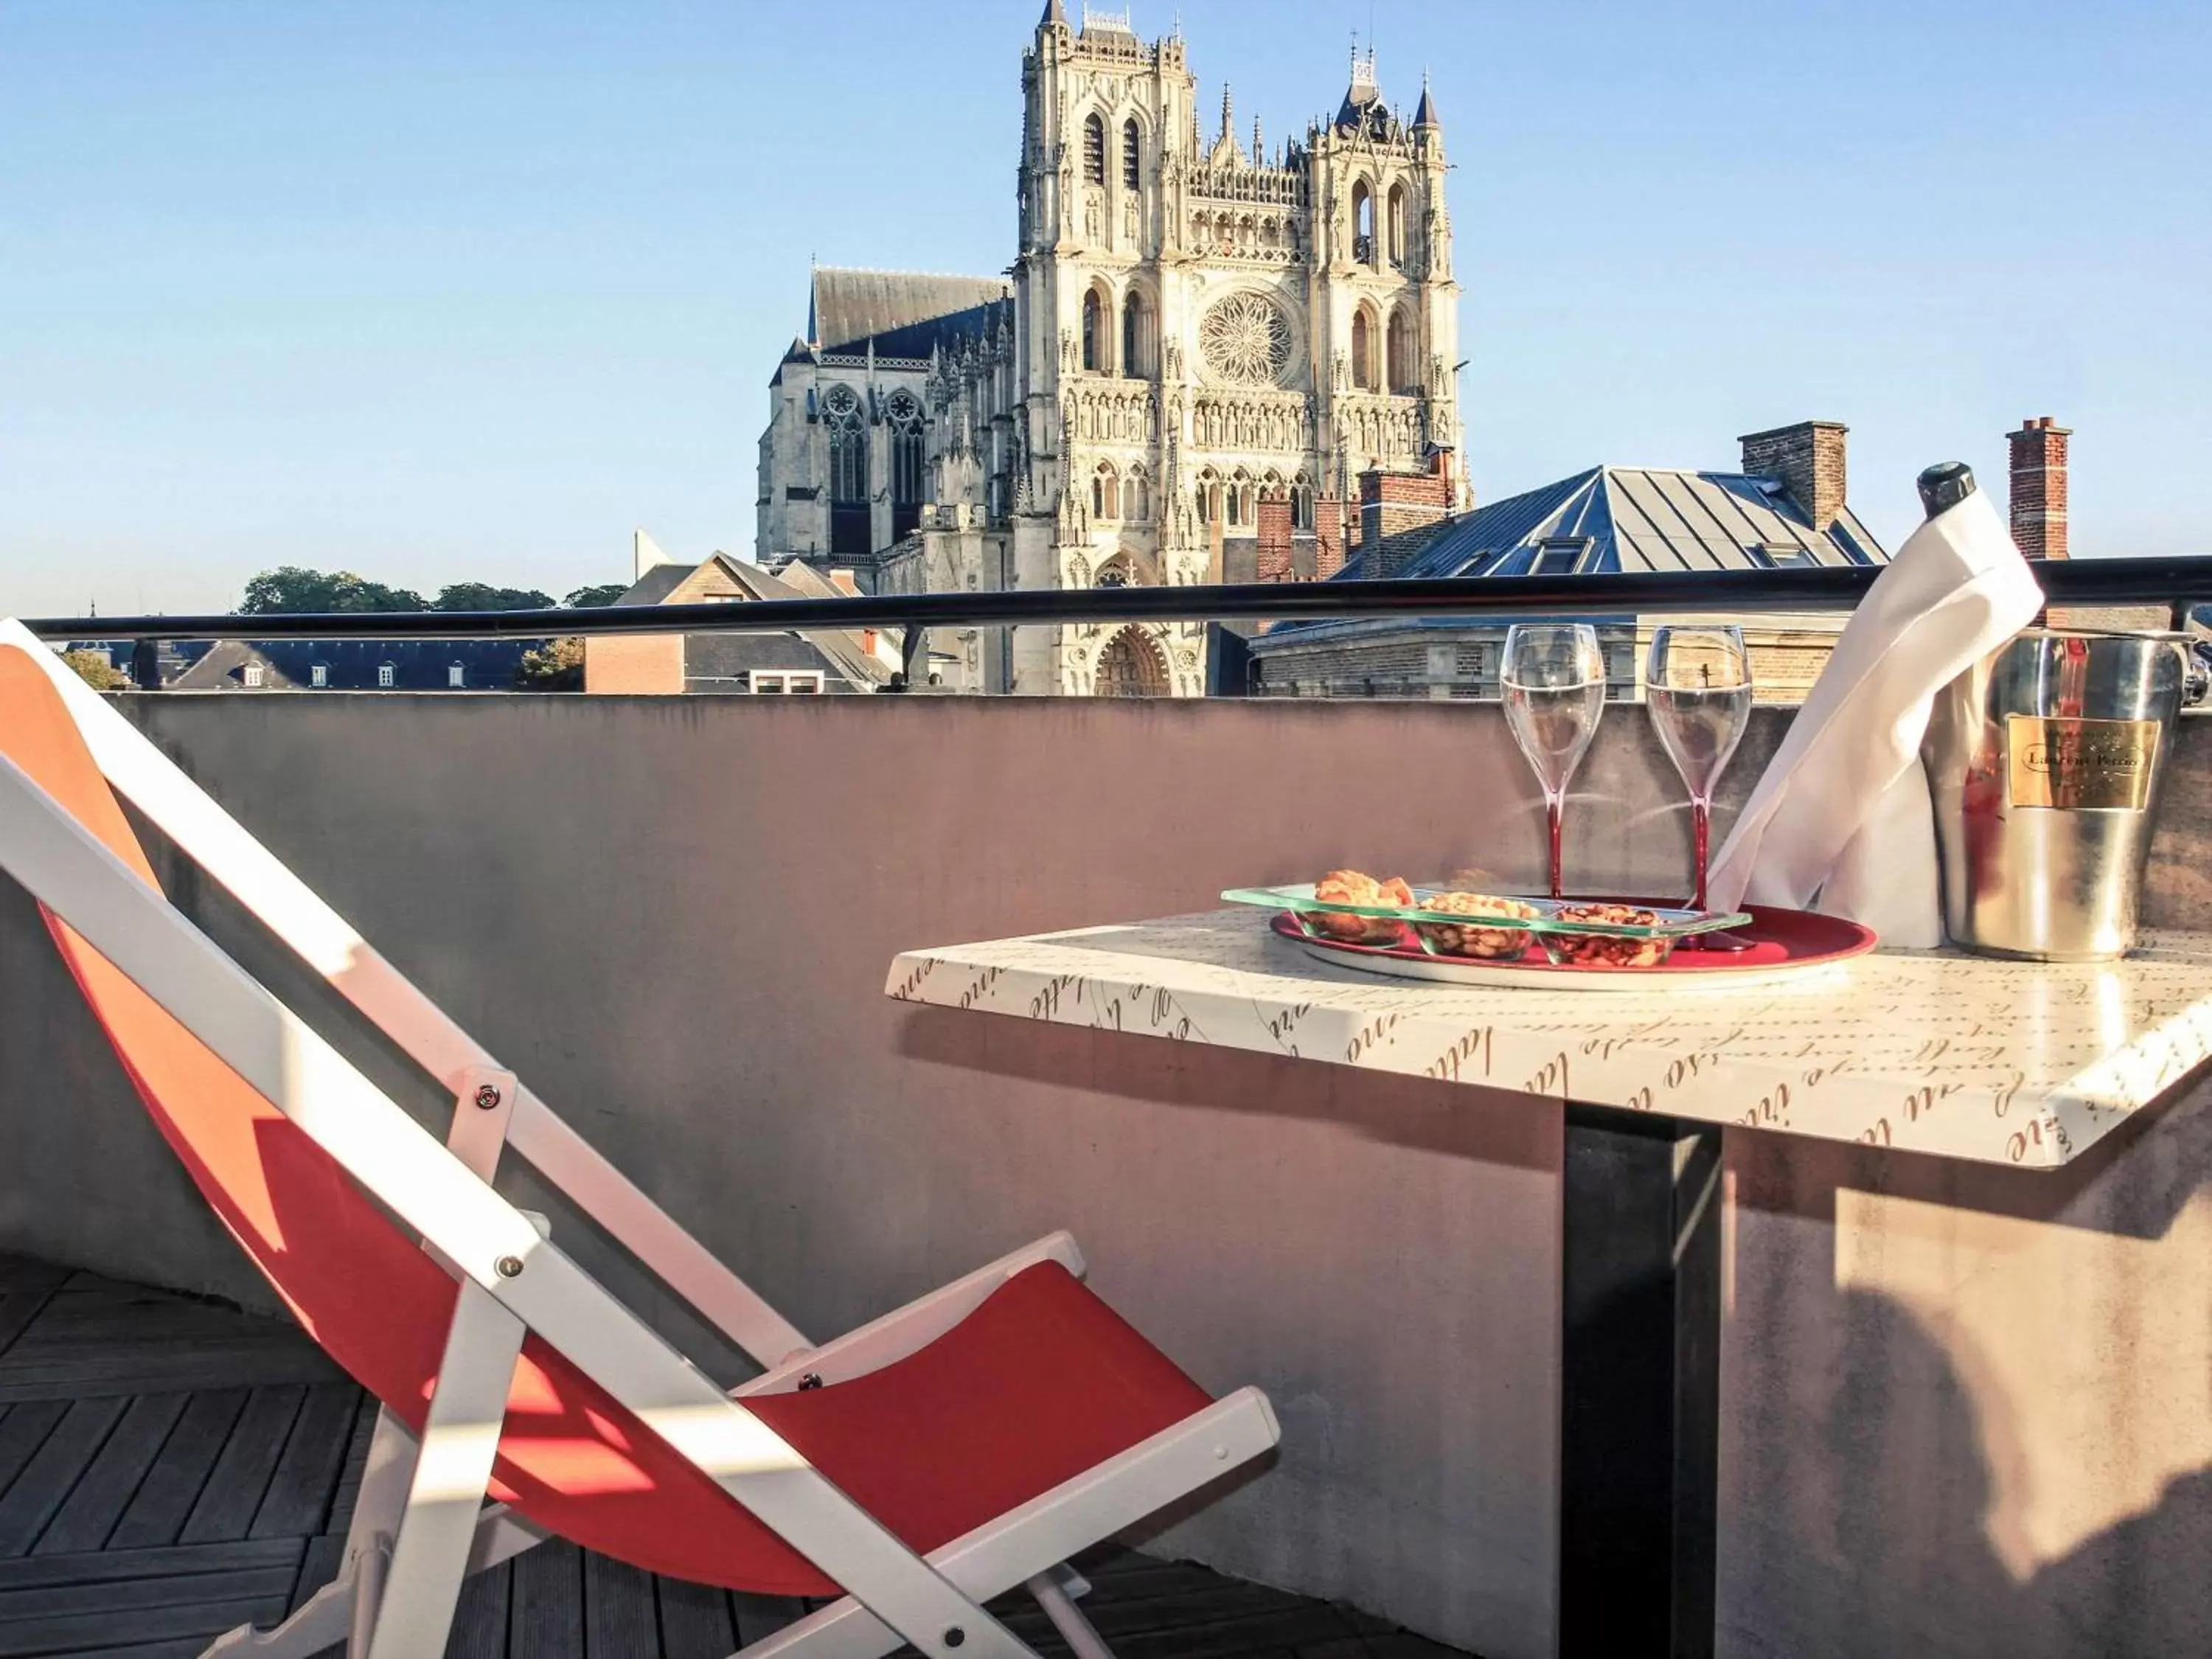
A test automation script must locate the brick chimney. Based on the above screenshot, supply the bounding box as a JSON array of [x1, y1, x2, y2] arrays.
[[1739, 420, 1848, 529], [1254, 498, 1293, 582], [1357, 448, 1457, 574], [2007, 416, 2071, 560]]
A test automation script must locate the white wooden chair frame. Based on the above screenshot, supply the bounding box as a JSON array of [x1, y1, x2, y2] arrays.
[[0, 622, 1280, 1659]]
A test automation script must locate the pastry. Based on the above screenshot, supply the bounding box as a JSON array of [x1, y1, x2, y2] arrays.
[[1544, 902, 1674, 968], [1310, 869, 1414, 944], [1412, 891, 1540, 959]]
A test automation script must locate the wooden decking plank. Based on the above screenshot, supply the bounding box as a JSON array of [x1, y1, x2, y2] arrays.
[[0, 1405, 66, 1503], [0, 1397, 128, 1556], [0, 1558, 298, 1619], [731, 1590, 809, 1645], [448, 1556, 513, 1659], [511, 1534, 586, 1658], [654, 1575, 737, 1659], [248, 1380, 360, 1540], [0, 1297, 54, 1364], [32, 1392, 189, 1556], [0, 1263, 68, 1296], [0, 1537, 300, 1591], [1102, 1605, 1369, 1659], [0, 1344, 337, 1405], [107, 1390, 249, 1550], [0, 1590, 291, 1655], [290, 1531, 345, 1615], [583, 1551, 659, 1659], [179, 1386, 307, 1545], [323, 1394, 380, 1532]]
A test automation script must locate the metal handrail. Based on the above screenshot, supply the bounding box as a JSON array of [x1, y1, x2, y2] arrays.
[[20, 556, 2211, 644]]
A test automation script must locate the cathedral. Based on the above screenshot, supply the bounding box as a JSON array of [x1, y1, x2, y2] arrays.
[[755, 3, 1464, 695]]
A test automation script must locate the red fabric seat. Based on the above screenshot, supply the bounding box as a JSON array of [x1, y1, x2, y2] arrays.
[[0, 647, 1212, 1596]]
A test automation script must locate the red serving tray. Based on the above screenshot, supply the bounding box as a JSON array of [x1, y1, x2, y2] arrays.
[[1269, 903, 1877, 981]]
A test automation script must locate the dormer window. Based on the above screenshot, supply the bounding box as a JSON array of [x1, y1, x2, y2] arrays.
[[1750, 543, 1819, 569], [448, 663, 466, 688], [310, 663, 329, 689], [378, 663, 396, 688], [1528, 537, 1593, 576], [243, 662, 265, 689]]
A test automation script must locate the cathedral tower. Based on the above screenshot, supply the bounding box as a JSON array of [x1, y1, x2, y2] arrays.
[[762, 8, 1465, 696]]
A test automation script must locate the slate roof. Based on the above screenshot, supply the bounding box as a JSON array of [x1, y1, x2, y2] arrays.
[[609, 553, 892, 691], [1340, 466, 1887, 583], [808, 268, 1013, 358], [1258, 464, 1888, 647], [169, 638, 537, 691]]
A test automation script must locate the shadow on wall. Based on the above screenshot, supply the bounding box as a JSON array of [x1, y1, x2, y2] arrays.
[[1720, 1283, 2212, 1659], [1726, 1074, 2212, 1658]]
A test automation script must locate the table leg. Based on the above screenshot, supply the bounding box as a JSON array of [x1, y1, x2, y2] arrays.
[[1558, 1103, 1722, 1659]]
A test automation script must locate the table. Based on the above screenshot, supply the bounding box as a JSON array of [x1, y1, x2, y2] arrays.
[[886, 910, 2212, 1658]]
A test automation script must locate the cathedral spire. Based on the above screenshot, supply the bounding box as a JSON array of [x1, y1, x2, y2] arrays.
[[1039, 0, 1065, 25], [1220, 83, 1233, 147], [1413, 70, 1441, 130]]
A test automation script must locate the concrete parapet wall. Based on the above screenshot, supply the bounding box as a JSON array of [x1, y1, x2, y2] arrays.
[[2, 693, 2210, 1658]]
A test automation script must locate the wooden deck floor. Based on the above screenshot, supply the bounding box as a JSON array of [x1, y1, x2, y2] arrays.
[[0, 1254, 1472, 1659]]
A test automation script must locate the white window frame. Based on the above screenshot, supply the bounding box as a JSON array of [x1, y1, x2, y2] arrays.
[[753, 671, 827, 695], [243, 663, 266, 689], [378, 664, 397, 689], [447, 664, 466, 689], [310, 664, 329, 689]]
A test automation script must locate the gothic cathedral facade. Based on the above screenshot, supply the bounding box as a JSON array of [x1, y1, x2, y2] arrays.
[[756, 4, 1463, 695]]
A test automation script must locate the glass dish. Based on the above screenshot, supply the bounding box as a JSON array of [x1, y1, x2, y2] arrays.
[[1222, 883, 1753, 968]]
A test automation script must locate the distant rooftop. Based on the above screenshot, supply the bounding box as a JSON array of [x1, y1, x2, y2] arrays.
[[807, 268, 1012, 358], [1347, 465, 1887, 584]]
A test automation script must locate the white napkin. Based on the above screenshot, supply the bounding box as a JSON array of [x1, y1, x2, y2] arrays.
[[1705, 484, 2044, 947]]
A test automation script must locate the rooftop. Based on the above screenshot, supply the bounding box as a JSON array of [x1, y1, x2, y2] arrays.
[[806, 269, 1013, 360], [1352, 465, 1888, 585]]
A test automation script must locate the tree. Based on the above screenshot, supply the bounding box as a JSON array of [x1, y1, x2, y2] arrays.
[[514, 637, 584, 692], [238, 567, 428, 614], [564, 583, 628, 608], [60, 648, 128, 691], [433, 582, 556, 613]]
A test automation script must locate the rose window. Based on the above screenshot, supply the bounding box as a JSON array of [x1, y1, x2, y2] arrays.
[[1198, 293, 1293, 386]]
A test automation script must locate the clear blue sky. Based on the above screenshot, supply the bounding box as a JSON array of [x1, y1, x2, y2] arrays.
[[4, 0, 2207, 618]]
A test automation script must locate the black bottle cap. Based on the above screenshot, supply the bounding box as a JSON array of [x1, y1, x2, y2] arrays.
[[1917, 462, 1976, 519]]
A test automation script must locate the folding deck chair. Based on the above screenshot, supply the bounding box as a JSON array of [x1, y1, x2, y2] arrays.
[[0, 622, 1281, 1659]]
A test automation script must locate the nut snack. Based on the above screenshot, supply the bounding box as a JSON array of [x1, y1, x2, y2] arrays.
[[1310, 869, 1415, 944], [1541, 902, 1674, 969], [1412, 891, 1540, 959]]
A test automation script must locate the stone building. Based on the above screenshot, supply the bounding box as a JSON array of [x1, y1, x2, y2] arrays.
[[1248, 420, 1891, 702], [757, 4, 1465, 695]]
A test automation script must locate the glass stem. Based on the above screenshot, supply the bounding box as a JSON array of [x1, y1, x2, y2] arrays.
[[1691, 795, 1711, 911], [1547, 790, 1565, 901]]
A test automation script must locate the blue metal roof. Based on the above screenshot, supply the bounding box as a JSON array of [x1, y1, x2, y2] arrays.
[[1268, 463, 1889, 641]]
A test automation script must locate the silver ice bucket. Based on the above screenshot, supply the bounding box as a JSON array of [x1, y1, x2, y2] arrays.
[[1923, 627, 2189, 961]]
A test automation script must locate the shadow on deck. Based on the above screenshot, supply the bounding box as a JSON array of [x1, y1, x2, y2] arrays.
[[0, 1254, 1473, 1659]]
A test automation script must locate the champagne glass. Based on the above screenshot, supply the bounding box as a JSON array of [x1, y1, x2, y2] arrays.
[[1646, 624, 1753, 915], [1502, 623, 1607, 900]]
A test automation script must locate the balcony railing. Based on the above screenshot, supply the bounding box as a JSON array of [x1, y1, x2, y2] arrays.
[[21, 555, 2212, 644]]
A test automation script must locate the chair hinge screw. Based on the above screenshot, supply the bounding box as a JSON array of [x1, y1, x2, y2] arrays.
[[474, 1085, 502, 1110], [943, 1629, 965, 1649], [495, 1256, 524, 1279]]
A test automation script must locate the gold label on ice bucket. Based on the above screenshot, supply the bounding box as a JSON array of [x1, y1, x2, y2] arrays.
[[2006, 714, 2161, 810]]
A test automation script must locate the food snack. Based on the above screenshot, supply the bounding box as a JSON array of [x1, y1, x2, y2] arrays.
[[1542, 902, 1674, 968], [1310, 869, 1415, 944], [1412, 891, 1540, 960]]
